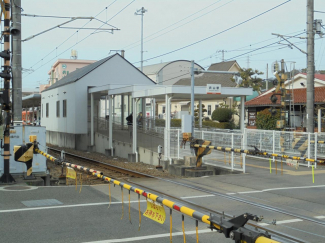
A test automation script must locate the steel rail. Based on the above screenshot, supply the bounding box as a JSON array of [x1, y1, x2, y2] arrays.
[[37, 147, 278, 243], [48, 147, 325, 227], [48, 147, 152, 178], [127, 178, 305, 243]]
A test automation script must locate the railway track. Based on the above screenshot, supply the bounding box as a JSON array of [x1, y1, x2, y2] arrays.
[[47, 147, 323, 242]]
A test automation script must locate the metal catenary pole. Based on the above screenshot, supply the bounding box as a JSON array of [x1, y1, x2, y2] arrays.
[[306, 0, 315, 133], [0, 0, 15, 183], [11, 0, 22, 122]]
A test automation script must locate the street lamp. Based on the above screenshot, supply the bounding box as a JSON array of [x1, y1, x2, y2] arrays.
[[135, 7, 147, 72]]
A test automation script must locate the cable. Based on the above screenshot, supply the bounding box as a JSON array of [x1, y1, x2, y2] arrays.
[[135, 0, 292, 64], [125, 0, 234, 51], [26, 0, 118, 70], [24, 0, 135, 79]]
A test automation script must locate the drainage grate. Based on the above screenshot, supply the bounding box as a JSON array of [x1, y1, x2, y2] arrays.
[[21, 199, 63, 207]]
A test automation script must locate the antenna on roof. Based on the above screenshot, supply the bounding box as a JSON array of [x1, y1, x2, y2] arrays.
[[71, 50, 78, 59]]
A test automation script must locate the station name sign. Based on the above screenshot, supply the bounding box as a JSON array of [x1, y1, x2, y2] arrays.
[[206, 84, 221, 94]]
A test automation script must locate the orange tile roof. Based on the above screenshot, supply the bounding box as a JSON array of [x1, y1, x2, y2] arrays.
[[301, 73, 325, 81], [245, 87, 325, 107]]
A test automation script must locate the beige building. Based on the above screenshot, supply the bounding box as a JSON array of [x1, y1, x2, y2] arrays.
[[155, 60, 241, 121], [47, 59, 96, 86]]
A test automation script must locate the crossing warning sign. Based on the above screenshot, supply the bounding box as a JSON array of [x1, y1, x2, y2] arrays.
[[143, 199, 166, 224]]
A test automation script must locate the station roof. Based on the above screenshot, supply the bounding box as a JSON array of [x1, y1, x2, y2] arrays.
[[22, 93, 41, 107], [89, 84, 253, 101]]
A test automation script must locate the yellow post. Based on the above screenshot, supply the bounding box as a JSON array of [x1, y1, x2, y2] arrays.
[[312, 165, 315, 183], [269, 158, 272, 174]]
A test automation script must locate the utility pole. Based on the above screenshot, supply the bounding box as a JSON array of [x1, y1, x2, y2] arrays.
[[306, 0, 314, 133], [217, 50, 226, 62], [0, 0, 15, 183], [135, 7, 147, 72], [11, 0, 22, 122], [266, 63, 268, 90]]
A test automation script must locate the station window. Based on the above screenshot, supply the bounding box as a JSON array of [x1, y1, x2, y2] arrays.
[[215, 104, 219, 110], [46, 103, 49, 118], [162, 106, 165, 114], [208, 105, 211, 115], [63, 100, 67, 117], [56, 101, 60, 117]]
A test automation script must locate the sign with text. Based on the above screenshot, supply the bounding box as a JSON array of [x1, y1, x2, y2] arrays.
[[206, 84, 221, 94], [66, 167, 76, 179], [143, 199, 166, 224]]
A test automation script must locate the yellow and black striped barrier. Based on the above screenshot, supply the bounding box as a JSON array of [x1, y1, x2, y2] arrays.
[[33, 147, 279, 243], [190, 144, 324, 164]]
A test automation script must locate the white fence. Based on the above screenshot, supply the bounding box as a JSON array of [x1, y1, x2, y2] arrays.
[[165, 128, 324, 172]]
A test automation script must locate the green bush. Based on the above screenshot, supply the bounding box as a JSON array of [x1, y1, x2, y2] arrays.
[[171, 119, 181, 127], [201, 120, 231, 129], [256, 108, 280, 130], [211, 108, 233, 122]]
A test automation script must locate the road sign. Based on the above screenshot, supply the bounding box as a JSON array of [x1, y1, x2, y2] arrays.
[[143, 199, 166, 224]]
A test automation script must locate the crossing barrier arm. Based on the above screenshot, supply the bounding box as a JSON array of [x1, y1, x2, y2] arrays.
[[33, 144, 280, 243], [191, 142, 324, 164]]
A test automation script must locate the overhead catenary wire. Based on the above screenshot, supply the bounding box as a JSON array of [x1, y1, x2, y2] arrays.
[[133, 0, 292, 64], [124, 0, 235, 51], [23, 0, 135, 79], [25, 0, 118, 71]]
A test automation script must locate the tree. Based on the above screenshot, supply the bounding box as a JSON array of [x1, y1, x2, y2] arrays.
[[256, 108, 280, 130], [211, 107, 233, 122], [231, 68, 264, 94], [194, 103, 207, 121]]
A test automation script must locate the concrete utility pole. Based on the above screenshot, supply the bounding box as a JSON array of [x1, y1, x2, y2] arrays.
[[266, 63, 268, 90], [135, 7, 147, 72], [306, 0, 315, 133], [11, 0, 22, 121]]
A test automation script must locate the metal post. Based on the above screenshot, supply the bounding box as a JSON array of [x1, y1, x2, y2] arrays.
[[109, 95, 113, 155], [231, 133, 234, 171], [135, 7, 147, 72], [105, 95, 107, 129], [266, 63, 268, 90], [240, 96, 245, 132], [177, 129, 180, 159], [164, 94, 168, 159], [318, 109, 321, 132], [243, 153, 246, 173], [272, 130, 275, 162], [307, 132, 311, 167], [132, 98, 138, 160], [306, 0, 315, 133], [12, 0, 22, 122], [314, 133, 317, 169], [0, 0, 15, 183], [121, 95, 124, 130], [199, 99, 202, 129], [190, 60, 195, 136], [90, 93, 94, 146]]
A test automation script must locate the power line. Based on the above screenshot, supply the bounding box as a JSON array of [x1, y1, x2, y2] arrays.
[[125, 0, 234, 51], [26, 0, 118, 70], [23, 0, 135, 79], [135, 0, 292, 64]]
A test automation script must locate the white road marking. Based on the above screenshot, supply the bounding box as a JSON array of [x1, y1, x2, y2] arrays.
[[181, 195, 215, 199], [0, 194, 216, 213], [237, 191, 262, 194], [258, 219, 303, 226], [226, 193, 236, 195], [230, 184, 325, 194], [314, 216, 325, 219], [83, 229, 213, 243]]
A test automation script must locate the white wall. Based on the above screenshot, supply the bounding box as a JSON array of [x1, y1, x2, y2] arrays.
[[42, 54, 155, 135]]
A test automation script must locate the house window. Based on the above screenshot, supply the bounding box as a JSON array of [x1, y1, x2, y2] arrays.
[[46, 103, 49, 118], [63, 100, 67, 117], [208, 105, 211, 115], [215, 104, 219, 110], [56, 101, 60, 117], [162, 106, 166, 114]]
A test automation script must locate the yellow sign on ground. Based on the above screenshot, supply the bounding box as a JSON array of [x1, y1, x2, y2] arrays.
[[143, 199, 166, 224], [66, 167, 76, 179]]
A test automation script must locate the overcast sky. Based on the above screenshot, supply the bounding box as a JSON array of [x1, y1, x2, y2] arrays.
[[20, 0, 325, 90]]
